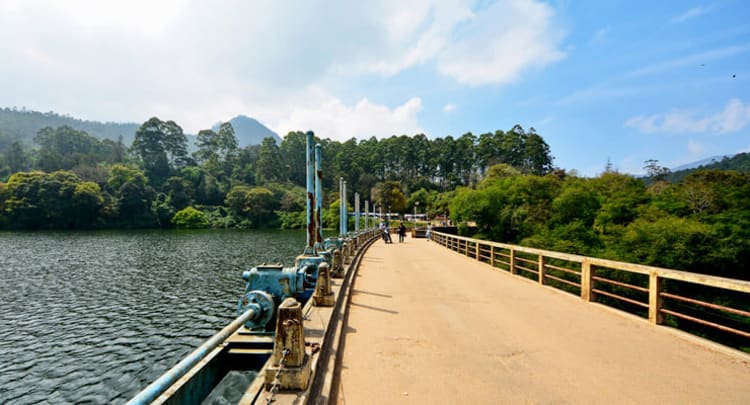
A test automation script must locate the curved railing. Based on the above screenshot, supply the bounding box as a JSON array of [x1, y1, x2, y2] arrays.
[[432, 231, 750, 351]]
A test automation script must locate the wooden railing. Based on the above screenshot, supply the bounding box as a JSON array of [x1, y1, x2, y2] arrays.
[[432, 231, 750, 349]]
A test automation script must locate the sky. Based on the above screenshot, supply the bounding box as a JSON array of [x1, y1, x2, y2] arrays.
[[0, 0, 748, 176]]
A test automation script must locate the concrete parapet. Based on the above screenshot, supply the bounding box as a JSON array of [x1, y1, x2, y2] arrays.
[[265, 298, 311, 391], [313, 263, 335, 307]]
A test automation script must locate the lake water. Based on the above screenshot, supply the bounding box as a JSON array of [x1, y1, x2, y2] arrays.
[[0, 229, 306, 404]]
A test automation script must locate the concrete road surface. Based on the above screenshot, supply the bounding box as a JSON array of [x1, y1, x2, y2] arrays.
[[336, 236, 750, 404]]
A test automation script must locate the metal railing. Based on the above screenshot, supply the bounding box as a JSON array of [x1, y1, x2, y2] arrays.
[[432, 231, 750, 349]]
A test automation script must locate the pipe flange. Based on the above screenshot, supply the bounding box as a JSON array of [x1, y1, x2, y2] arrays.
[[238, 290, 275, 330]]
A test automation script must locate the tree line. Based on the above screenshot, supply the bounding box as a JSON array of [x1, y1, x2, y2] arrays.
[[450, 164, 750, 280], [2, 116, 748, 282], [0, 117, 553, 230]]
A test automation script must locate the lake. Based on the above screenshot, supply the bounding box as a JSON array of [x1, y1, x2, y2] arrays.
[[0, 229, 307, 404]]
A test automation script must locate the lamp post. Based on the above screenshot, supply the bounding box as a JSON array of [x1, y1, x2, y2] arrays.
[[414, 201, 419, 224]]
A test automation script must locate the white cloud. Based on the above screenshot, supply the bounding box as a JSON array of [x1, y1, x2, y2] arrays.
[[436, 0, 565, 85], [671, 6, 714, 23], [442, 103, 456, 113], [273, 88, 424, 140], [334, 0, 565, 86], [0, 1, 566, 134], [624, 98, 750, 134]]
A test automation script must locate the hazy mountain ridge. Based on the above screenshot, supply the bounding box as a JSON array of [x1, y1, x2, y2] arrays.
[[667, 152, 749, 182], [0, 108, 279, 148], [671, 155, 726, 172], [0, 108, 140, 145]]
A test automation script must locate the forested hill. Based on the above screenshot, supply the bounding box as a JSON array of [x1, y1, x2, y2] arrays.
[[0, 108, 139, 145], [668, 152, 749, 182], [0, 108, 280, 148]]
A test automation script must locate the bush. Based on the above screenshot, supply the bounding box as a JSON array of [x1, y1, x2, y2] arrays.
[[172, 206, 209, 229], [278, 210, 305, 229]]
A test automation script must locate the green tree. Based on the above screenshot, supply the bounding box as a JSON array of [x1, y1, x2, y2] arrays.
[[225, 185, 278, 227], [245, 186, 277, 226], [165, 176, 192, 211], [324, 199, 353, 230], [280, 131, 308, 187], [2, 171, 101, 229], [523, 129, 554, 175], [1, 141, 29, 178], [407, 188, 431, 217], [32, 126, 118, 173], [550, 184, 600, 226], [643, 159, 671, 183], [113, 168, 155, 227], [615, 217, 717, 273], [231, 145, 260, 185], [172, 206, 209, 228], [72, 181, 104, 227], [132, 117, 189, 186], [3, 171, 50, 228], [194, 122, 238, 183], [255, 137, 284, 184], [371, 181, 407, 214], [107, 164, 148, 194]]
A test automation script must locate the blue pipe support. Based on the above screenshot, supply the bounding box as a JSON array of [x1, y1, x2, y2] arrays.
[[343, 180, 348, 235], [355, 193, 360, 231], [365, 200, 370, 229], [315, 144, 323, 248], [126, 307, 259, 405], [339, 177, 343, 236], [305, 131, 315, 252]]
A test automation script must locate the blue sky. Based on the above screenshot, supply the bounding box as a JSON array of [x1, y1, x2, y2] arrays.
[[1, 0, 748, 175]]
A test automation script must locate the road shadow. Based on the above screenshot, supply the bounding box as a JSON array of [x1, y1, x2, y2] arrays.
[[352, 289, 392, 298], [350, 302, 399, 315]]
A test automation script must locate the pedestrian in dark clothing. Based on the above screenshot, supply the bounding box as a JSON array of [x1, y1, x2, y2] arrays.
[[398, 223, 406, 243]]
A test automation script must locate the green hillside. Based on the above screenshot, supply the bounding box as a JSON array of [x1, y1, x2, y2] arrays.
[[0, 108, 139, 145], [668, 152, 750, 182]]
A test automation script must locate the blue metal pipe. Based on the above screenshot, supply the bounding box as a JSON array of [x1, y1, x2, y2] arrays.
[[355, 193, 360, 231], [365, 200, 369, 229], [127, 307, 259, 405], [343, 180, 348, 234], [306, 131, 315, 250], [339, 177, 344, 236], [315, 144, 323, 247]]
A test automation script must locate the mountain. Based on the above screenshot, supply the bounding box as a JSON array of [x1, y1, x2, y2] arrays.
[[667, 152, 749, 182], [0, 108, 139, 145], [671, 155, 726, 172], [212, 115, 280, 147], [0, 108, 280, 151]]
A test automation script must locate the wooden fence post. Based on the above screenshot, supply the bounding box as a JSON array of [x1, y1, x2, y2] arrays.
[[509, 249, 516, 275], [475, 242, 480, 261], [649, 271, 664, 325], [490, 245, 495, 267], [538, 255, 545, 284], [581, 259, 593, 301]]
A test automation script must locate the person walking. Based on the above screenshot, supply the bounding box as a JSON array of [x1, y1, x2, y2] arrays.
[[398, 223, 406, 243], [380, 221, 392, 244]]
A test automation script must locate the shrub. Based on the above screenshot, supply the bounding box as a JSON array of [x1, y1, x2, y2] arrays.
[[172, 206, 209, 229]]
